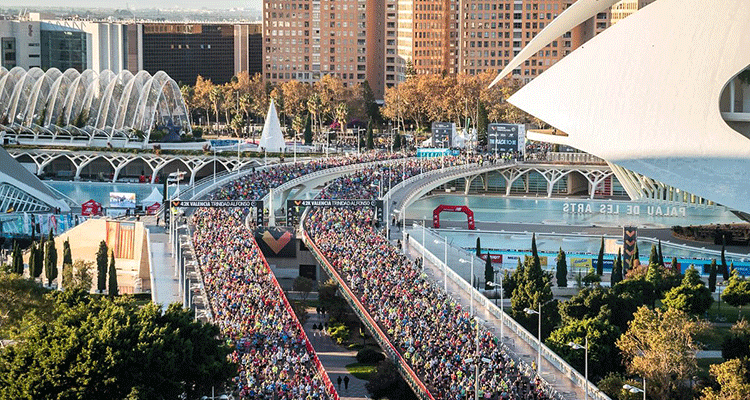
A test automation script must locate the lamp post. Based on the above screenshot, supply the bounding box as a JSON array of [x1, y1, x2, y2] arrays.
[[487, 279, 503, 341], [524, 304, 542, 376], [459, 257, 475, 315], [623, 378, 646, 400], [433, 237, 448, 292], [568, 336, 589, 400], [213, 147, 217, 185], [420, 221, 425, 271]]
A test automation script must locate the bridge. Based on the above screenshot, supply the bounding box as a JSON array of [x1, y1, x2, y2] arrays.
[[7, 148, 267, 185]]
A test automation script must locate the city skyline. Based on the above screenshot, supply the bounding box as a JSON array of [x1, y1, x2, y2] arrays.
[[1, 0, 261, 11]]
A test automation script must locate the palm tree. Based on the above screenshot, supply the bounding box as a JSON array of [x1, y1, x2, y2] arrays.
[[209, 86, 223, 132], [307, 93, 322, 143], [335, 102, 348, 147]]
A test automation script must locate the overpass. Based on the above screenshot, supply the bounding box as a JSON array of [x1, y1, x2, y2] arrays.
[[7, 148, 267, 185]]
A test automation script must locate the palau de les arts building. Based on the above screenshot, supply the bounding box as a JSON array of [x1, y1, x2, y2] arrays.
[[493, 0, 750, 217]]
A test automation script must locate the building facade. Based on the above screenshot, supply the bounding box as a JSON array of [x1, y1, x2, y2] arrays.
[[0, 20, 87, 72], [610, 0, 656, 24]]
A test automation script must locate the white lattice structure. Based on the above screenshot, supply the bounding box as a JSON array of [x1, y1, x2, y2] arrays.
[[0, 67, 190, 147], [7, 149, 263, 185]]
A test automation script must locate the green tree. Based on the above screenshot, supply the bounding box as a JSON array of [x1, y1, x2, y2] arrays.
[[484, 252, 493, 289], [597, 373, 643, 400], [292, 276, 314, 302], [511, 245, 557, 338], [583, 267, 601, 286], [722, 269, 750, 316], [663, 266, 713, 315], [616, 306, 707, 400], [96, 241, 108, 293], [365, 360, 418, 400], [708, 260, 717, 293], [0, 293, 235, 399], [62, 260, 93, 293], [596, 237, 605, 276], [303, 113, 313, 145], [546, 315, 622, 380], [531, 232, 540, 267], [62, 238, 72, 268], [319, 279, 347, 320], [611, 249, 623, 286], [721, 320, 750, 360], [108, 251, 118, 297], [44, 239, 58, 287], [648, 244, 659, 267], [613, 278, 657, 318], [11, 241, 23, 276], [27, 242, 37, 280], [701, 358, 750, 400], [476, 101, 488, 146], [0, 274, 53, 338], [366, 118, 374, 150], [32, 240, 43, 279], [645, 263, 664, 299], [476, 237, 481, 257], [658, 239, 664, 267], [362, 80, 381, 125], [556, 248, 568, 288]]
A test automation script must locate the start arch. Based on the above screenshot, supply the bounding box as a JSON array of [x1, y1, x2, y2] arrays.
[[433, 204, 476, 230]]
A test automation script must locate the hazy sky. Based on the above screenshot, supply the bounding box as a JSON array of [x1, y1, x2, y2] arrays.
[[2, 0, 261, 10]]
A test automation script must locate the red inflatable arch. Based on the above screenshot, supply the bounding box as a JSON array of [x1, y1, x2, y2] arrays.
[[433, 205, 476, 230]]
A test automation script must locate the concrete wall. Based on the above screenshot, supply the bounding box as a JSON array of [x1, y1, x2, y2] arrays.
[[28, 218, 150, 294]]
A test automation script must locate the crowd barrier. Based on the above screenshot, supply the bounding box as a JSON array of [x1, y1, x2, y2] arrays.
[[301, 230, 436, 400], [408, 230, 612, 400], [253, 237, 339, 400]]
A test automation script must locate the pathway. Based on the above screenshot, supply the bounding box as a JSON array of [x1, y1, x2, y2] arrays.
[[143, 215, 181, 308], [302, 309, 370, 400]]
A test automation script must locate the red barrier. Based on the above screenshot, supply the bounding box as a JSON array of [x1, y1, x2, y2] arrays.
[[432, 204, 475, 230], [252, 238, 340, 400], [302, 231, 436, 400]]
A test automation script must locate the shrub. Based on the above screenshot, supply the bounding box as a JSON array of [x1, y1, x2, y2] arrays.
[[330, 323, 350, 344], [356, 347, 386, 364]]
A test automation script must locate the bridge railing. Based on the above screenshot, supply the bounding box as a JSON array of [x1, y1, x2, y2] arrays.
[[253, 236, 340, 400], [300, 229, 436, 400], [409, 226, 612, 400], [526, 152, 607, 165]]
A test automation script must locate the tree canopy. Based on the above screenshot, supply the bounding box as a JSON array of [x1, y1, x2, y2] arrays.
[[0, 291, 235, 399], [663, 266, 713, 315]]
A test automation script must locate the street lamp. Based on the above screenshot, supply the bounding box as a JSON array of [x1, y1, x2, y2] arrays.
[[472, 316, 485, 400], [623, 378, 646, 400], [524, 303, 543, 377], [213, 147, 217, 185], [567, 337, 589, 400], [487, 279, 503, 341], [433, 237, 448, 292], [459, 257, 475, 315]]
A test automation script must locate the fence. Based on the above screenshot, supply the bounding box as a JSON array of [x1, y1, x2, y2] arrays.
[[301, 229, 436, 400], [408, 227, 612, 400]]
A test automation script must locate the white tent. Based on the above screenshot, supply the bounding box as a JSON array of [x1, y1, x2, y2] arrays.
[[141, 187, 163, 207], [259, 100, 286, 152]]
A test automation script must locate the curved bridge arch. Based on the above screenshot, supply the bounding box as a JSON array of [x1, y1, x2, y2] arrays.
[[432, 204, 475, 230]]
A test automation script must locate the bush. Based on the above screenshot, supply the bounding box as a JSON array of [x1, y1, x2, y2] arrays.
[[356, 347, 386, 365], [330, 322, 350, 344]]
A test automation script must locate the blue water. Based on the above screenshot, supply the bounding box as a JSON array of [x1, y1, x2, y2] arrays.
[[407, 195, 742, 228], [45, 181, 176, 207]]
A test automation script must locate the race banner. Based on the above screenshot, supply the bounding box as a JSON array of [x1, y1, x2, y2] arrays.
[[287, 199, 384, 226], [169, 199, 264, 226]]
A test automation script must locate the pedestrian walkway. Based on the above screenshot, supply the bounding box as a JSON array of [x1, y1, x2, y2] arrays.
[[302, 309, 370, 400], [143, 215, 181, 308]]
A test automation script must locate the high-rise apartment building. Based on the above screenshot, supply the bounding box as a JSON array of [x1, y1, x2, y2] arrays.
[[264, 0, 612, 98], [0, 20, 87, 71], [610, 0, 656, 24]]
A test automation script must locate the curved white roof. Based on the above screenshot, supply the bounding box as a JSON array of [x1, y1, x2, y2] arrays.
[[504, 0, 750, 214], [0, 67, 190, 143]]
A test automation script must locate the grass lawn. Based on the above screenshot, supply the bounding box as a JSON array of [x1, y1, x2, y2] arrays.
[[705, 299, 750, 323], [346, 363, 377, 380], [694, 326, 731, 351], [696, 357, 724, 381]]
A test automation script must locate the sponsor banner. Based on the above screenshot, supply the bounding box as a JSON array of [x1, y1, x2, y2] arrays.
[[479, 254, 503, 264], [169, 199, 262, 208], [569, 257, 593, 269], [432, 122, 454, 148], [501, 254, 548, 266], [254, 227, 297, 258], [488, 123, 523, 153]]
